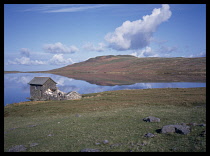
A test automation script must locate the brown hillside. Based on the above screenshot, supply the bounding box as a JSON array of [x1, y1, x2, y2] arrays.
[[48, 55, 206, 85]]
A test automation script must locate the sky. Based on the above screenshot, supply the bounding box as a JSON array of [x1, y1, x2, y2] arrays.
[[4, 4, 206, 71]]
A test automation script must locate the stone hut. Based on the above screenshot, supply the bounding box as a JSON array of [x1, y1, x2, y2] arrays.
[[28, 77, 57, 101], [28, 77, 82, 101]]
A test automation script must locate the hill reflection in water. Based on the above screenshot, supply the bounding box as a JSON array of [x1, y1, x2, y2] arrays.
[[4, 73, 206, 106]]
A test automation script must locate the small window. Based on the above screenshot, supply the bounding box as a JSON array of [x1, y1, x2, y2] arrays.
[[35, 86, 37, 90]]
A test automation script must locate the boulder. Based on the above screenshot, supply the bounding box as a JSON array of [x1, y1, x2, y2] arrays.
[[174, 125, 190, 135], [8, 145, 27, 152], [143, 116, 160, 122], [161, 125, 176, 133], [161, 124, 190, 135]]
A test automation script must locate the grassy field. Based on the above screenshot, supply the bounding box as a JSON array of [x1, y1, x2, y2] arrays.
[[4, 88, 206, 152]]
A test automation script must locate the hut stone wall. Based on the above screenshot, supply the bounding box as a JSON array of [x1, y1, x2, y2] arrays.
[[28, 77, 81, 101]]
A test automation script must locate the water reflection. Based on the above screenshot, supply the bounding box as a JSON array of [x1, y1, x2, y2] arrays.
[[4, 73, 206, 106]]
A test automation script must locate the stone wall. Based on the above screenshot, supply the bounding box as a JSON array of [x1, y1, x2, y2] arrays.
[[41, 89, 82, 101]]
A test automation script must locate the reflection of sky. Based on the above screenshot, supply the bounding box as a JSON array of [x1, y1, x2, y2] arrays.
[[4, 73, 206, 106]]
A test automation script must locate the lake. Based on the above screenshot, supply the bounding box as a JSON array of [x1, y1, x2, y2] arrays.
[[4, 73, 206, 106]]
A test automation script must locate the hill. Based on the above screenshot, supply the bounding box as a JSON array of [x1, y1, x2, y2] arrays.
[[47, 55, 206, 85]]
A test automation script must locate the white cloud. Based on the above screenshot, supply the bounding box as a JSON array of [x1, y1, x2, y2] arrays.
[[131, 46, 159, 57], [8, 57, 46, 65], [82, 42, 106, 52], [43, 42, 79, 54], [48, 54, 74, 65], [105, 4, 172, 51]]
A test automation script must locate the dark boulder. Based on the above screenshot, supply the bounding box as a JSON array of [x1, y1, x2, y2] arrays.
[[143, 116, 160, 122], [161, 124, 190, 135]]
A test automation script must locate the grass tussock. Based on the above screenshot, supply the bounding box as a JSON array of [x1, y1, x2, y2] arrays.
[[4, 88, 206, 152]]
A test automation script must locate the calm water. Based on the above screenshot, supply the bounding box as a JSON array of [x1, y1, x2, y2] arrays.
[[4, 73, 206, 106]]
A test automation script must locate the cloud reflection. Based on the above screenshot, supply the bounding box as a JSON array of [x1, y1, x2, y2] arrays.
[[4, 73, 206, 105]]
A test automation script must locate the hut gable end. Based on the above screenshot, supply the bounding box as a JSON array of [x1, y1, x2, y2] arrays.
[[28, 77, 57, 100]]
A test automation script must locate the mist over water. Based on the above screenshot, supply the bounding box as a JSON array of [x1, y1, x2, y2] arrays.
[[4, 73, 206, 106]]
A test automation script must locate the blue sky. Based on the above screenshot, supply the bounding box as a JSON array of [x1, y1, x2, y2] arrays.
[[4, 4, 206, 71]]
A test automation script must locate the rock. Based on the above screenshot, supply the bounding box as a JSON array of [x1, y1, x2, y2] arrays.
[[80, 148, 100, 152], [143, 116, 160, 122], [75, 114, 82, 117], [161, 124, 190, 135], [30, 143, 39, 147], [47, 134, 54, 137], [103, 140, 109, 144], [95, 142, 101, 145], [8, 145, 27, 152], [110, 143, 121, 148], [174, 125, 190, 135], [198, 123, 206, 127], [161, 125, 176, 133], [144, 133, 155, 138]]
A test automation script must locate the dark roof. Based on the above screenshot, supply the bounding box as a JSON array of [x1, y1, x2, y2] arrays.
[[28, 77, 57, 85]]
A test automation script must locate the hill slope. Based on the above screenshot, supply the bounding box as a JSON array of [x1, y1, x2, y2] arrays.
[[48, 55, 206, 85]]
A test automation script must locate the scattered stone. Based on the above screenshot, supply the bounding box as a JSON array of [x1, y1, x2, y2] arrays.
[[198, 123, 206, 127], [161, 124, 190, 135], [47, 134, 54, 137], [144, 133, 155, 138], [143, 116, 160, 122], [110, 143, 121, 148], [80, 148, 100, 152], [75, 114, 82, 117], [103, 140, 109, 144], [30, 143, 39, 147], [8, 145, 27, 152], [95, 142, 101, 145]]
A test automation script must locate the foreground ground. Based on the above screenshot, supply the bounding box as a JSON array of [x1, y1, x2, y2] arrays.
[[4, 88, 206, 152]]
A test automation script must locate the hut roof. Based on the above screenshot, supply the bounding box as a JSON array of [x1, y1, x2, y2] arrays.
[[28, 77, 57, 85]]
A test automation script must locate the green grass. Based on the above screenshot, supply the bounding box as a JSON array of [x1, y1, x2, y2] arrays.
[[4, 88, 206, 152]]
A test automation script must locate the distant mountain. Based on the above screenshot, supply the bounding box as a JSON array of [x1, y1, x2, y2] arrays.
[[47, 55, 206, 85]]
